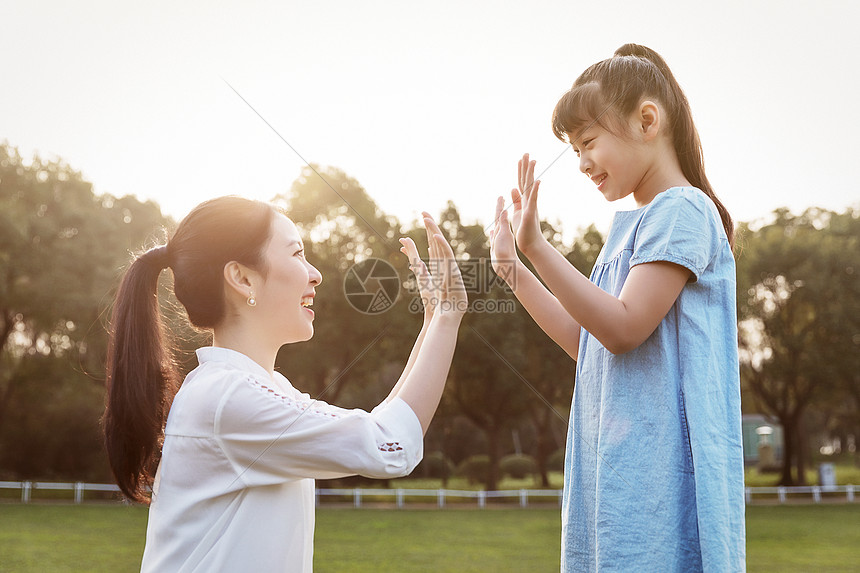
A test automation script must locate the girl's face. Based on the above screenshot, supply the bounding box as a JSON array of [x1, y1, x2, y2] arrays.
[[253, 214, 322, 344], [572, 115, 646, 201], [571, 116, 652, 204]]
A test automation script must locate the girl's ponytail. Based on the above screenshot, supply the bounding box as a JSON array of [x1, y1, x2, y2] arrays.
[[103, 245, 178, 504], [614, 44, 735, 250]]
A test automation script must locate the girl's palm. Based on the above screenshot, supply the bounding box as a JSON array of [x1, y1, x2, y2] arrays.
[[516, 153, 543, 253]]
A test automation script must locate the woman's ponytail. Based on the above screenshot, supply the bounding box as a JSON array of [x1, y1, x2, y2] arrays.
[[102, 197, 278, 503], [103, 245, 178, 504]]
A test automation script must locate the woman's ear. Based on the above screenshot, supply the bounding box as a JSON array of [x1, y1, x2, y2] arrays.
[[223, 261, 255, 304], [637, 100, 661, 141]]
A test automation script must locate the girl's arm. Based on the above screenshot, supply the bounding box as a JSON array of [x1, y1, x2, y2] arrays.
[[489, 197, 581, 359], [526, 240, 688, 354], [515, 155, 689, 354], [387, 214, 467, 434]]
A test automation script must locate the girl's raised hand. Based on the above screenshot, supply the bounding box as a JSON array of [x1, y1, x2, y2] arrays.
[[515, 153, 544, 255]]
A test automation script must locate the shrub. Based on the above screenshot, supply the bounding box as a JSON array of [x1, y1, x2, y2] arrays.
[[457, 455, 490, 485], [500, 454, 537, 479], [417, 451, 454, 479]]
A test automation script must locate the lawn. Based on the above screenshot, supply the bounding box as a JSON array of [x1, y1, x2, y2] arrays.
[[0, 504, 857, 572]]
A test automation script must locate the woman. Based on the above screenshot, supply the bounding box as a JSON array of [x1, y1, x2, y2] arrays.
[[103, 196, 466, 571]]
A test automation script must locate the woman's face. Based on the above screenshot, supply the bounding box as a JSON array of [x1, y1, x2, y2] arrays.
[[253, 214, 322, 344]]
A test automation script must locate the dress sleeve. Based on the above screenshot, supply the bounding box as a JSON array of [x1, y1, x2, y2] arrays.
[[214, 375, 424, 486], [629, 189, 723, 281]]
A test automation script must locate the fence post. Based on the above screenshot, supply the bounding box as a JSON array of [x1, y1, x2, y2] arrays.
[[745, 487, 751, 504], [353, 489, 361, 509], [315, 489, 320, 507], [847, 485, 854, 503], [519, 489, 528, 508], [22, 481, 31, 504], [812, 486, 821, 503], [74, 482, 83, 504], [477, 490, 486, 509], [437, 489, 445, 509], [777, 486, 786, 504], [396, 489, 404, 509]]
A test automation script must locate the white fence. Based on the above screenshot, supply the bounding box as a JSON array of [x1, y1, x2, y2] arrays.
[[1, 481, 856, 507], [315, 488, 563, 508], [744, 485, 855, 504]]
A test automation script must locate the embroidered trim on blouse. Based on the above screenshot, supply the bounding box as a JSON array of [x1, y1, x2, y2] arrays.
[[246, 378, 406, 454], [246, 378, 339, 419]]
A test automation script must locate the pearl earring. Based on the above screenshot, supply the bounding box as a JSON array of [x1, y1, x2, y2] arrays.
[[247, 292, 257, 307]]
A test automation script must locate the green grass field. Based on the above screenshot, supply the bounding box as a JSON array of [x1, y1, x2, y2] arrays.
[[0, 504, 858, 572]]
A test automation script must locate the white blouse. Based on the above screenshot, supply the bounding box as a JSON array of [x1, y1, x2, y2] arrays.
[[140, 346, 423, 572]]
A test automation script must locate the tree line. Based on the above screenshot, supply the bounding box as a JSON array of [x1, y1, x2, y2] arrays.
[[0, 143, 857, 488]]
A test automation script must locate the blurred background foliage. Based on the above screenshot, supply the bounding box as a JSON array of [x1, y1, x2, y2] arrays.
[[0, 142, 857, 488]]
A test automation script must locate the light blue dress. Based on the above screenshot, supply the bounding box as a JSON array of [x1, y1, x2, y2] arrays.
[[562, 187, 746, 572]]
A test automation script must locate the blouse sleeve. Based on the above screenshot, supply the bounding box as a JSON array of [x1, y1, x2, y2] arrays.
[[214, 374, 424, 487], [629, 189, 723, 281]]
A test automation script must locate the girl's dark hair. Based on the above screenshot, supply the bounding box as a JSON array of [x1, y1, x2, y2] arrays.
[[552, 43, 735, 249], [103, 196, 277, 503]]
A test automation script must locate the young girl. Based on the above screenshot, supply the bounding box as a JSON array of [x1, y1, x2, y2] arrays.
[[490, 44, 745, 571], [103, 196, 465, 572]]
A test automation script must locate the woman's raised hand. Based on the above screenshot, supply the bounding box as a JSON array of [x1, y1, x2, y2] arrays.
[[399, 213, 466, 321], [514, 153, 544, 255], [400, 222, 438, 322], [489, 196, 519, 285]]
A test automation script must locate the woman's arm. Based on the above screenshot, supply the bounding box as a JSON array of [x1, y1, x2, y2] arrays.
[[383, 321, 430, 405], [387, 214, 466, 434], [382, 223, 442, 404]]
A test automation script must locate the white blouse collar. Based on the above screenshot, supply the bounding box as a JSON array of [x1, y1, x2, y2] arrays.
[[195, 347, 273, 382]]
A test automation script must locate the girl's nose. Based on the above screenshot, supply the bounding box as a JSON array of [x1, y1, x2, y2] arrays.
[[579, 155, 592, 175]]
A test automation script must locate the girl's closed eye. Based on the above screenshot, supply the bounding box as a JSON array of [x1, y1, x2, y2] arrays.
[[573, 138, 595, 157]]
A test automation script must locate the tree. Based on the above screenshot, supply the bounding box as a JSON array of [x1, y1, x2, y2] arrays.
[[0, 143, 169, 479], [525, 222, 603, 487], [736, 207, 860, 485]]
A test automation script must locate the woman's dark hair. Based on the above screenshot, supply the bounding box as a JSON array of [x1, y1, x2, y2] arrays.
[[552, 43, 735, 249], [103, 196, 278, 503]]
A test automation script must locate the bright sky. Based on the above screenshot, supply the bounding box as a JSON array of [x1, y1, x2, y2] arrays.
[[4, 0, 859, 239]]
